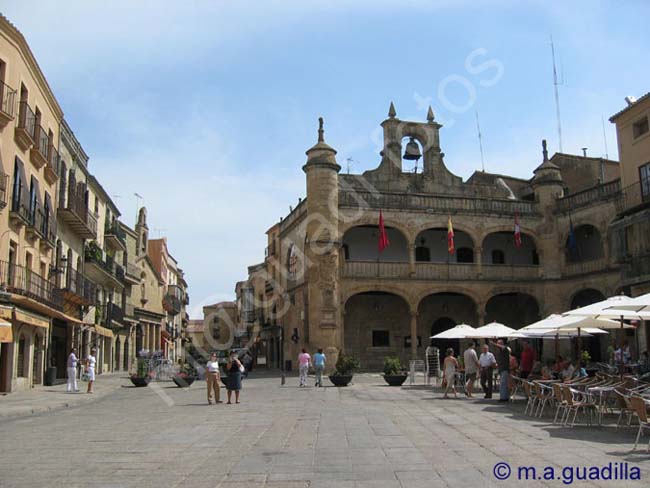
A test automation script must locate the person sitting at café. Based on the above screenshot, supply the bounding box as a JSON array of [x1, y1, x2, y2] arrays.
[[541, 362, 554, 380], [552, 355, 566, 377], [561, 361, 576, 380], [530, 360, 543, 379]]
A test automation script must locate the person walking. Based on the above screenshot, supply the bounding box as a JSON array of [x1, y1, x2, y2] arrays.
[[493, 339, 510, 402], [443, 348, 459, 399], [226, 351, 243, 404], [519, 340, 535, 379], [479, 344, 497, 399], [313, 348, 326, 387], [66, 347, 79, 393], [205, 352, 222, 405], [298, 348, 311, 387], [463, 342, 479, 398], [86, 348, 97, 394]]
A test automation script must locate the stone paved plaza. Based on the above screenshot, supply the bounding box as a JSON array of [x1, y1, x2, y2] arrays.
[[0, 374, 648, 488]]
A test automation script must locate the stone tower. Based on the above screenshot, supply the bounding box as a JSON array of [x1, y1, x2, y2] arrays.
[[135, 206, 149, 258], [302, 118, 342, 360], [532, 140, 565, 281]]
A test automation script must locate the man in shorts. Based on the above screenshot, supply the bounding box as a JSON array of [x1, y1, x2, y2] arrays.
[[463, 342, 480, 398]]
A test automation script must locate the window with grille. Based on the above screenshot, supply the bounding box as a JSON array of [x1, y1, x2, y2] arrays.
[[633, 116, 649, 139]]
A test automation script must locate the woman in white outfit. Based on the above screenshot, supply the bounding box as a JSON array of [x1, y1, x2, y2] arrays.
[[86, 348, 97, 394], [443, 348, 459, 399], [66, 347, 79, 393]]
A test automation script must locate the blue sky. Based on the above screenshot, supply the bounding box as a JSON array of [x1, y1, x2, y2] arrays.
[[3, 0, 649, 317]]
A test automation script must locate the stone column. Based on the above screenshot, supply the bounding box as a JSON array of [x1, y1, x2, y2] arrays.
[[408, 244, 416, 277], [475, 247, 483, 277], [410, 310, 418, 359]]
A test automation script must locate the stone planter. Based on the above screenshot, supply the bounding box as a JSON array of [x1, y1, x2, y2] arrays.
[[329, 374, 353, 387], [172, 376, 196, 387], [130, 376, 151, 387], [383, 374, 408, 386]]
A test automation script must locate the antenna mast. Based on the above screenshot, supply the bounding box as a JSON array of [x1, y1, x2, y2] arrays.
[[550, 36, 563, 152], [601, 116, 610, 159], [475, 110, 485, 172]]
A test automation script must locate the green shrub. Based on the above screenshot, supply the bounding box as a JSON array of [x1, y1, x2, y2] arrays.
[[333, 354, 359, 376], [383, 356, 404, 376]]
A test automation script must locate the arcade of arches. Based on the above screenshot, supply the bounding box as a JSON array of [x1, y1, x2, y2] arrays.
[[343, 290, 542, 370]]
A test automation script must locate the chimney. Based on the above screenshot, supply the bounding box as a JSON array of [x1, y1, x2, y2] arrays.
[[581, 147, 588, 157], [625, 96, 637, 106]]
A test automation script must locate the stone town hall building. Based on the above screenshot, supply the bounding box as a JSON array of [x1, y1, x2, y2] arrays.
[[247, 104, 626, 370]]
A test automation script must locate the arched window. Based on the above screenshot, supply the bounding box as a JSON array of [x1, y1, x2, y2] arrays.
[[456, 247, 474, 263], [491, 249, 505, 264], [17, 335, 26, 377], [415, 246, 430, 262]]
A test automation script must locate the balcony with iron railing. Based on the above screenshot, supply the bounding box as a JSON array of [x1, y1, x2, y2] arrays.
[[163, 284, 184, 315], [58, 186, 97, 239], [0, 173, 7, 211], [30, 124, 49, 169], [104, 220, 127, 251], [616, 180, 650, 215], [9, 192, 31, 226], [338, 189, 541, 217], [44, 144, 59, 185], [555, 179, 622, 214], [0, 260, 62, 310], [58, 269, 96, 306], [84, 242, 124, 289], [15, 100, 36, 151], [107, 301, 125, 327], [0, 80, 17, 128]]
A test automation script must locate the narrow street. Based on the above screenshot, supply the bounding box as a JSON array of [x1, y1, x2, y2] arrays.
[[0, 374, 648, 488]]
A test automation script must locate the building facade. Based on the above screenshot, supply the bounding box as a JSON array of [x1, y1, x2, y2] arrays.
[[247, 107, 626, 371], [610, 93, 650, 353]]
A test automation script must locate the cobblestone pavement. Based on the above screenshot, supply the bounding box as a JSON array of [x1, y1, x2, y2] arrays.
[[0, 373, 648, 488]]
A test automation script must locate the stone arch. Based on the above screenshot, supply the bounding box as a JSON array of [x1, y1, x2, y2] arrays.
[[481, 230, 540, 265], [569, 288, 606, 310], [413, 221, 479, 251], [342, 285, 414, 312], [343, 290, 412, 370], [342, 224, 409, 262], [564, 223, 604, 263], [485, 292, 540, 329], [340, 215, 413, 244], [414, 286, 482, 312], [414, 226, 476, 263]]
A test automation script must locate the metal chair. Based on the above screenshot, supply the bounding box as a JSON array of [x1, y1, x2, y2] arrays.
[[630, 396, 650, 452]]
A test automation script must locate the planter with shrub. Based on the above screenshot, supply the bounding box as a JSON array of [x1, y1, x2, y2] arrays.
[[329, 354, 359, 387], [382, 356, 408, 386]]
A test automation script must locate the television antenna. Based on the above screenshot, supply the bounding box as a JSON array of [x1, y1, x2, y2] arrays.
[[475, 110, 486, 172], [550, 35, 564, 152], [601, 116, 609, 159]]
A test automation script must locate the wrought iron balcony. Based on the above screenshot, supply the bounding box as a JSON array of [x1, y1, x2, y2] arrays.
[[30, 124, 49, 169], [0, 260, 62, 310], [9, 193, 31, 226], [555, 179, 621, 214], [104, 220, 126, 251], [15, 101, 36, 151], [0, 80, 17, 128], [163, 284, 184, 315], [0, 173, 7, 211], [59, 186, 97, 239], [107, 301, 125, 327], [616, 181, 650, 215], [58, 269, 96, 306], [44, 144, 59, 185], [84, 242, 124, 289]]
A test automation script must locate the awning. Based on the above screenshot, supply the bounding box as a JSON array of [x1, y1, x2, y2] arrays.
[[14, 309, 50, 329], [0, 320, 12, 343], [93, 324, 114, 338]]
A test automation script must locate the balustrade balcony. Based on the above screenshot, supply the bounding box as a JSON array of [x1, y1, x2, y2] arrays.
[[563, 257, 610, 277]]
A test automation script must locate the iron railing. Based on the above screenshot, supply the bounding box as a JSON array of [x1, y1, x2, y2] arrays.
[[85, 243, 124, 281], [163, 284, 183, 314], [107, 302, 124, 325], [616, 181, 650, 214], [10, 191, 31, 224], [17, 101, 36, 140], [555, 179, 621, 213], [0, 80, 17, 119], [61, 269, 97, 304], [62, 185, 98, 237], [0, 173, 7, 210], [0, 260, 62, 310], [34, 124, 49, 161], [104, 220, 127, 248]]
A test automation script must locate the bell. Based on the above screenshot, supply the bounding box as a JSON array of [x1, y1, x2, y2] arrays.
[[403, 137, 422, 161]]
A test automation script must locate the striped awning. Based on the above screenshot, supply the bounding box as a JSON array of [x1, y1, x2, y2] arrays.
[[93, 324, 114, 338]]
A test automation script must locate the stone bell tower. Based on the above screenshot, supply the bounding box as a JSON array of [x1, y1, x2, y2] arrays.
[[302, 117, 342, 359], [377, 102, 461, 189]]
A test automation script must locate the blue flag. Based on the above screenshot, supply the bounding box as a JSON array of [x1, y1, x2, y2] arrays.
[[567, 220, 578, 250]]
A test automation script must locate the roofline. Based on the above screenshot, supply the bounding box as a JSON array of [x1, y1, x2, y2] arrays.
[[87, 175, 121, 216], [0, 14, 64, 119], [550, 152, 619, 165], [609, 92, 650, 122], [469, 170, 530, 183]]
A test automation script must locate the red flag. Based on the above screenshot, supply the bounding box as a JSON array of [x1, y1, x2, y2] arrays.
[[378, 210, 390, 253], [514, 211, 522, 248], [447, 216, 455, 255]]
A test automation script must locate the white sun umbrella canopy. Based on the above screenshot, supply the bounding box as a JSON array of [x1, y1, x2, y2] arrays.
[[431, 323, 475, 339], [523, 314, 623, 331], [564, 295, 650, 321], [469, 321, 516, 339], [605, 292, 650, 313], [508, 327, 608, 339]]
